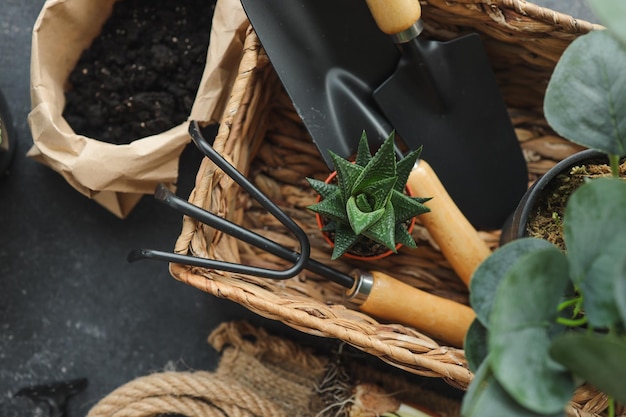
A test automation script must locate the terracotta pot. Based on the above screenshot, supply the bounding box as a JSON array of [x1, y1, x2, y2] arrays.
[[500, 149, 606, 245], [315, 170, 417, 261]]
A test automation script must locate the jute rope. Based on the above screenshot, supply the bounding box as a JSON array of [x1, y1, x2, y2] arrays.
[[86, 371, 286, 417]]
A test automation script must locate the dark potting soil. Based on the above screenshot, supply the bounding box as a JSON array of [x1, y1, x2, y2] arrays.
[[63, 0, 216, 145], [526, 160, 626, 250]]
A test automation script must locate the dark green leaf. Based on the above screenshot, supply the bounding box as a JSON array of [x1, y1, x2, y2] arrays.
[[544, 30, 626, 156], [469, 238, 554, 326], [355, 193, 372, 212], [390, 190, 430, 223], [465, 319, 489, 373], [355, 131, 372, 167], [357, 176, 397, 211], [330, 150, 363, 202], [395, 145, 422, 192], [306, 177, 339, 200], [346, 196, 384, 235], [393, 222, 416, 249], [565, 178, 626, 327], [461, 358, 564, 417], [320, 220, 336, 233], [489, 247, 575, 414], [307, 190, 348, 224], [576, 253, 621, 328], [331, 223, 360, 260], [362, 203, 396, 251], [550, 332, 626, 404], [352, 133, 396, 193], [413, 196, 431, 204]]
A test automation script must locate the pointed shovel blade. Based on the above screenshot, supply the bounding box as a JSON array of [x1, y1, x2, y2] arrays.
[[372, 34, 528, 228]]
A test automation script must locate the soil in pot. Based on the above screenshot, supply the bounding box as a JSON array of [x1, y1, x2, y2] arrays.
[[62, 0, 216, 145], [526, 158, 626, 250]]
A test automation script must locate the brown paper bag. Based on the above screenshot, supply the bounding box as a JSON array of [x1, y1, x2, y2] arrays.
[[27, 0, 248, 218]]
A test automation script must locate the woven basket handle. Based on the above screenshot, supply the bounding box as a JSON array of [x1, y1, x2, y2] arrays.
[[365, 0, 421, 35]]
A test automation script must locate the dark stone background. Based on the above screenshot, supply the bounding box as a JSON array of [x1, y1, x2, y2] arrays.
[[0, 1, 595, 416]]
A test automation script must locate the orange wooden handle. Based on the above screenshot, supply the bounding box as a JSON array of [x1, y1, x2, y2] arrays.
[[365, 0, 421, 35], [355, 270, 474, 347], [409, 160, 492, 286]]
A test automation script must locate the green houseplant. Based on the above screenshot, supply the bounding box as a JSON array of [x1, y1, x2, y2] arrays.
[[307, 131, 430, 260], [462, 2, 626, 416]]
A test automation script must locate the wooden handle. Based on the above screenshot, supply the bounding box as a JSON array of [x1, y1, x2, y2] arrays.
[[355, 270, 474, 347], [409, 160, 492, 286], [365, 0, 421, 35]]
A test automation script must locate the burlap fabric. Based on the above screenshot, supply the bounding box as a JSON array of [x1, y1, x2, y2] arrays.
[[86, 321, 461, 417]]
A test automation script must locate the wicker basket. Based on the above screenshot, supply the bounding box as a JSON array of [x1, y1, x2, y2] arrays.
[[170, 1, 620, 415]]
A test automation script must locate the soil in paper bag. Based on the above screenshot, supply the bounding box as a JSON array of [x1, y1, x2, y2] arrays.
[[63, 0, 216, 145]]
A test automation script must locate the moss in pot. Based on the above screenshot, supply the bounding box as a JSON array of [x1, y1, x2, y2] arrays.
[[306, 130, 430, 260], [500, 149, 626, 247], [461, 2, 626, 415]]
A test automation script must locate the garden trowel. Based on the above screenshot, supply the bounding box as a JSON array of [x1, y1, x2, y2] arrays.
[[240, 0, 528, 231]]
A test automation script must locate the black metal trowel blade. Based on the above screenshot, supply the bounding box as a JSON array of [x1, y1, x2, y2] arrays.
[[240, 0, 399, 165], [372, 34, 528, 229]]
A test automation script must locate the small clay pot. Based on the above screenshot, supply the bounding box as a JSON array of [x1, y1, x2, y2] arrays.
[[0, 88, 16, 177], [315, 170, 417, 261], [499, 149, 605, 246]]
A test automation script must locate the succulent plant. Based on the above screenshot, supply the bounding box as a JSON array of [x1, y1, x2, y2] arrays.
[[307, 131, 430, 260]]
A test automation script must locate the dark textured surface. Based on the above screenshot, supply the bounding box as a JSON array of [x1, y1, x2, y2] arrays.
[[0, 2, 313, 415], [0, 1, 596, 416]]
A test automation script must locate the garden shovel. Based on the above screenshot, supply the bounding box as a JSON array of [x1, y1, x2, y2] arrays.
[[239, 0, 528, 231]]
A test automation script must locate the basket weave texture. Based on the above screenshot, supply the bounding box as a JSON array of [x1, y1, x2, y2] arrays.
[[171, 2, 620, 415]]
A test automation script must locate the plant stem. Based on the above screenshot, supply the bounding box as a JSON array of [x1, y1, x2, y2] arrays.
[[556, 316, 588, 327], [608, 396, 615, 417], [557, 296, 587, 326], [558, 298, 579, 311], [558, 295, 585, 316], [608, 153, 620, 178]]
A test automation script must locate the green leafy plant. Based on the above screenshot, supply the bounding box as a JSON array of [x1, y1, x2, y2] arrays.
[[462, 2, 626, 415], [306, 131, 430, 260]]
